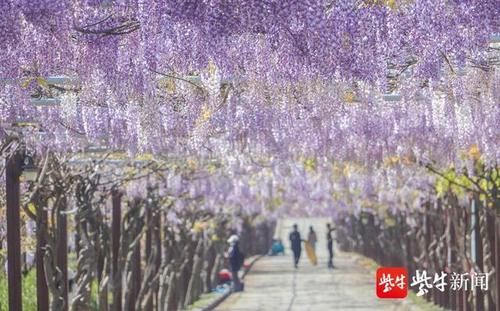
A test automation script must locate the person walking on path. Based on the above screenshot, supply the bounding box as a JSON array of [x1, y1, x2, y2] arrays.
[[289, 224, 302, 268], [326, 223, 336, 269], [307, 226, 317, 252], [228, 234, 244, 291]]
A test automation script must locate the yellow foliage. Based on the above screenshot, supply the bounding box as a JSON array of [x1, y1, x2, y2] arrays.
[[364, 0, 397, 8], [383, 156, 400, 167], [343, 90, 357, 103], [36, 77, 50, 89], [159, 77, 176, 94], [263, 168, 273, 177], [27, 203, 36, 215], [20, 77, 33, 89], [343, 164, 351, 177], [248, 178, 257, 187], [135, 153, 154, 161], [186, 158, 198, 170], [467, 144, 481, 160], [384, 216, 396, 227], [193, 221, 208, 233], [303, 157, 316, 172], [386, 0, 396, 8], [107, 150, 127, 160], [270, 197, 282, 208], [206, 162, 218, 174], [202, 107, 212, 121], [208, 219, 216, 228], [197, 105, 213, 124]]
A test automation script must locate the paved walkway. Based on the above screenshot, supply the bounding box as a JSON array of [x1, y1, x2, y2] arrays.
[[216, 218, 425, 311]]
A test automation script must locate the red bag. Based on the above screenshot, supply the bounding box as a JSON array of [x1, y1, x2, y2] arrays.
[[218, 269, 232, 283]]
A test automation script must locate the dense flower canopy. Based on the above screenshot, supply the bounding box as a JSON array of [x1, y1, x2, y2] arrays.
[[0, 0, 498, 215]]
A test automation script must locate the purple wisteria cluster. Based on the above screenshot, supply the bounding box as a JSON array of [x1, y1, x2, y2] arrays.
[[0, 1, 498, 215]]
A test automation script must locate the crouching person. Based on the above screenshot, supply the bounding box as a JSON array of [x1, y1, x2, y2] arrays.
[[228, 234, 245, 292]]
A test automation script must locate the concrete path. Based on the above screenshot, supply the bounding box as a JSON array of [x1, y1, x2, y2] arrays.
[[215, 218, 425, 311]]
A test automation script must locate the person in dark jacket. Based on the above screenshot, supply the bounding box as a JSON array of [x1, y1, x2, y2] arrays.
[[289, 224, 302, 268], [228, 234, 244, 291]]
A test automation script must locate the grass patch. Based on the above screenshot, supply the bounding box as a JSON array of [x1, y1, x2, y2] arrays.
[[0, 270, 37, 311], [185, 291, 227, 310], [0, 269, 102, 311]]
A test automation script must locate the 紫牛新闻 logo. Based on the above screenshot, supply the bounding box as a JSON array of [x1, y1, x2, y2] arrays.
[[376, 267, 408, 299]]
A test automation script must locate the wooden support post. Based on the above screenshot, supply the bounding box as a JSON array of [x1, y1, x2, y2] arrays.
[[154, 212, 162, 309], [56, 197, 68, 311], [6, 153, 23, 311], [443, 208, 450, 310], [424, 207, 431, 303], [495, 203, 500, 311], [145, 206, 152, 310], [128, 199, 142, 310], [464, 287, 470, 311], [36, 200, 49, 311], [482, 207, 495, 310], [111, 190, 122, 311], [458, 284, 468, 311], [146, 207, 152, 259], [129, 241, 141, 310], [473, 197, 484, 310]]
